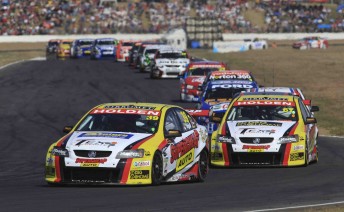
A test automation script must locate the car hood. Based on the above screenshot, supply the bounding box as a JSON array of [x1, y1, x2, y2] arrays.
[[185, 76, 206, 86], [227, 120, 296, 139]]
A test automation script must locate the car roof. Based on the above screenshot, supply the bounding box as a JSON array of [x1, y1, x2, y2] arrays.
[[236, 93, 296, 102]]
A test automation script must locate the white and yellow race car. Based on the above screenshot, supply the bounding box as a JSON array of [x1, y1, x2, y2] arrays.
[[45, 103, 209, 185], [210, 93, 319, 167]]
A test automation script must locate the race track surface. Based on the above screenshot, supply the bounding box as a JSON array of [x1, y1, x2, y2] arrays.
[[0, 58, 343, 212]]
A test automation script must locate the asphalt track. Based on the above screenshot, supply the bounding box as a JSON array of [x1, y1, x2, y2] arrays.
[[0, 57, 343, 212]]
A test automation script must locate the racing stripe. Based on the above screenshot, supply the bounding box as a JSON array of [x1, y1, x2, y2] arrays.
[[120, 135, 154, 184], [222, 143, 230, 166], [158, 139, 168, 150], [282, 122, 299, 165], [54, 134, 72, 182], [54, 156, 61, 182]]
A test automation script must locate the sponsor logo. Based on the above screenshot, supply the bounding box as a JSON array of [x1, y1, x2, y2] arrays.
[[253, 138, 260, 144], [236, 121, 282, 127], [78, 132, 133, 139], [88, 151, 97, 158], [81, 163, 99, 167], [190, 64, 224, 68], [243, 97, 289, 101], [240, 128, 276, 135], [91, 109, 160, 116], [133, 161, 150, 167], [243, 145, 270, 150], [75, 158, 107, 164], [170, 130, 199, 163], [104, 105, 156, 110], [191, 78, 205, 83], [293, 145, 305, 151], [130, 170, 149, 179], [290, 152, 304, 161], [211, 84, 254, 89], [74, 139, 118, 146], [176, 149, 194, 172], [235, 101, 294, 106]]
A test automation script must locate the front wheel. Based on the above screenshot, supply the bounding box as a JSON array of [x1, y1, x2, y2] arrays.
[[151, 152, 163, 185], [197, 150, 208, 182]]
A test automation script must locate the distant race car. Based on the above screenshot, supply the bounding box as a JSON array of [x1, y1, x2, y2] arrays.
[[46, 39, 61, 56], [139, 44, 171, 73], [116, 40, 136, 62], [135, 42, 166, 70], [70, 39, 94, 58], [56, 39, 73, 58], [179, 61, 227, 102], [210, 93, 319, 167], [243, 38, 268, 50], [90, 38, 118, 60], [150, 47, 190, 79], [45, 102, 209, 185], [128, 42, 142, 67], [292, 36, 328, 50]]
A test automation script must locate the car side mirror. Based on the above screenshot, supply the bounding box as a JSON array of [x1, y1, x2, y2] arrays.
[[305, 117, 317, 124], [310, 106, 319, 112], [63, 126, 73, 133], [165, 130, 182, 138]]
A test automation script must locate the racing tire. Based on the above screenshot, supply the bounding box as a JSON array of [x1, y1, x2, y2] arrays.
[[150, 71, 156, 79], [197, 150, 208, 182], [303, 142, 309, 167], [151, 152, 163, 185]]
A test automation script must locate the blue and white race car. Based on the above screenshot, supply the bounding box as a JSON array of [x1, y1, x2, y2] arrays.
[[70, 39, 94, 58], [90, 38, 118, 60]]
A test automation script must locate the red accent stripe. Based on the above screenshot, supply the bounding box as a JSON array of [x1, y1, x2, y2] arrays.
[[120, 135, 153, 184], [289, 122, 299, 135], [222, 143, 230, 166], [54, 156, 61, 182], [221, 123, 226, 135], [158, 139, 168, 151], [282, 143, 291, 166]]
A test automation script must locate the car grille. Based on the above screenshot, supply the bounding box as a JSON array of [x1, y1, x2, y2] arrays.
[[74, 150, 112, 158], [231, 152, 282, 166], [63, 168, 120, 183], [239, 137, 274, 144]]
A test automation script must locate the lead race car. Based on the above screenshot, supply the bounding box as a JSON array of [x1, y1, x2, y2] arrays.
[[210, 93, 319, 167], [45, 103, 209, 185]]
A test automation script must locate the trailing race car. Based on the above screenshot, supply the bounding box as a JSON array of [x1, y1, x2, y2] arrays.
[[56, 39, 73, 58], [70, 38, 94, 58], [210, 93, 319, 167], [116, 40, 136, 62], [179, 61, 227, 102], [150, 47, 190, 79], [128, 41, 142, 67], [45, 103, 209, 185], [292, 36, 328, 50], [46, 39, 61, 56], [90, 38, 118, 60], [139, 44, 171, 73], [243, 38, 268, 50]]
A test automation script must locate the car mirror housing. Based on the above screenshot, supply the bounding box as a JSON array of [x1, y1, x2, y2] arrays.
[[63, 126, 73, 133], [165, 130, 182, 138], [310, 106, 319, 112], [305, 117, 317, 124]]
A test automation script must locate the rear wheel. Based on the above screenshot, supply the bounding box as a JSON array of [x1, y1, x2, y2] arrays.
[[197, 150, 208, 182], [304, 142, 309, 167], [151, 152, 163, 185]]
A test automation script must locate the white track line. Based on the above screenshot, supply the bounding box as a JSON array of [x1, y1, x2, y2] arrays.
[[245, 201, 344, 212], [0, 57, 46, 72]]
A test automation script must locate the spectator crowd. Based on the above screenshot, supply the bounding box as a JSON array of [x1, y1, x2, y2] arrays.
[[0, 0, 344, 35]]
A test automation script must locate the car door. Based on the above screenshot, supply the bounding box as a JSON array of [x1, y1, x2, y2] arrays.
[[298, 99, 316, 153]]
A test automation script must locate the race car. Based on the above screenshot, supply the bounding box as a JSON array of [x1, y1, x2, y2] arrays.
[[179, 61, 227, 102], [46, 39, 61, 56], [116, 40, 136, 62], [135, 42, 166, 70], [139, 44, 171, 73], [243, 38, 268, 50], [56, 39, 73, 58], [90, 38, 118, 60], [70, 38, 94, 58], [128, 42, 142, 67], [292, 36, 328, 50], [210, 93, 319, 167], [196, 71, 259, 135], [45, 103, 209, 185], [150, 47, 190, 79]]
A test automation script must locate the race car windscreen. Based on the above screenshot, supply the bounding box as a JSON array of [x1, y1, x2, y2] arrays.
[[205, 88, 245, 100], [226, 105, 298, 121], [98, 40, 115, 45], [75, 114, 159, 134], [189, 68, 219, 76], [79, 41, 93, 46], [159, 52, 187, 59], [146, 49, 157, 54]]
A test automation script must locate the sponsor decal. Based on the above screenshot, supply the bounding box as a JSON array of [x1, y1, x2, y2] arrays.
[[133, 161, 150, 167], [191, 78, 205, 83], [236, 121, 282, 127], [190, 64, 224, 68], [235, 101, 294, 106], [293, 145, 304, 151], [290, 152, 304, 161], [78, 132, 133, 139], [75, 158, 107, 164], [91, 109, 160, 116], [74, 139, 118, 147], [104, 105, 156, 110], [176, 149, 194, 172], [243, 145, 270, 150], [240, 128, 276, 135], [211, 84, 253, 89], [209, 73, 251, 80], [171, 174, 190, 181], [130, 170, 149, 179], [243, 97, 289, 101], [81, 163, 99, 167], [170, 130, 199, 163]]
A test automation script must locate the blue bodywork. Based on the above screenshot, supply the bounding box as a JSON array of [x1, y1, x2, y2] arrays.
[[90, 38, 118, 60], [71, 39, 94, 58]]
